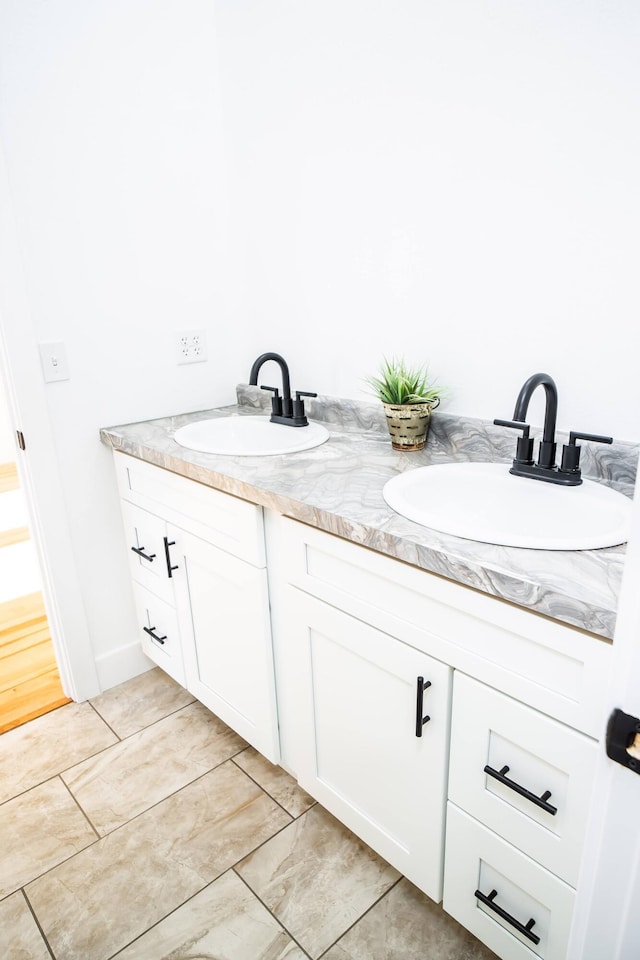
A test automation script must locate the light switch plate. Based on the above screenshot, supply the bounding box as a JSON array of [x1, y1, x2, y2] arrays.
[[39, 341, 70, 382]]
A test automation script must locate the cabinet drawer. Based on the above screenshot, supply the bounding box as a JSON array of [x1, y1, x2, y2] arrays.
[[114, 452, 265, 566], [132, 583, 185, 686], [444, 804, 575, 960], [449, 673, 597, 886], [120, 500, 175, 605], [280, 517, 610, 736]]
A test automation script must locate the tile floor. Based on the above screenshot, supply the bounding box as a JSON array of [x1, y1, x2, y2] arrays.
[[1, 667, 498, 960]]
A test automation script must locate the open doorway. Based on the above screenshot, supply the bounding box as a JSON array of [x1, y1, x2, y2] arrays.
[[0, 390, 70, 732], [0, 147, 101, 709]]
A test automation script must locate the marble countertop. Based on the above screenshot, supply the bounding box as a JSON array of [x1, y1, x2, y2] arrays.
[[101, 387, 639, 642]]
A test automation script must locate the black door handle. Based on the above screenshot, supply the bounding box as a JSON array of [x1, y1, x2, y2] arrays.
[[474, 888, 540, 945], [143, 625, 166, 645], [131, 545, 156, 563], [164, 537, 178, 578], [484, 764, 557, 815], [415, 677, 432, 737]]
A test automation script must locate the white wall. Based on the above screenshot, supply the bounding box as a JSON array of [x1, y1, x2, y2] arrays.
[[0, 0, 638, 689], [215, 0, 640, 438], [0, 0, 244, 687]]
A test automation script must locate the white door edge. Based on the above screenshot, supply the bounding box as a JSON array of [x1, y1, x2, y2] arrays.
[[568, 448, 640, 960]]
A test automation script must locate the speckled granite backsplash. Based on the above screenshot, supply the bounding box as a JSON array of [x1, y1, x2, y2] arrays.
[[101, 386, 639, 641], [238, 385, 639, 496]]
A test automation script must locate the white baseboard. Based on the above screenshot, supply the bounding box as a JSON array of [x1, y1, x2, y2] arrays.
[[93, 639, 154, 694]]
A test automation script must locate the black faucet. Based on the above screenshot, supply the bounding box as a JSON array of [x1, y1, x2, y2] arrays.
[[494, 372, 613, 486], [249, 352, 316, 427]]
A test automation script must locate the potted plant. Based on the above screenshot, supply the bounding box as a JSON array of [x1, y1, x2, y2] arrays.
[[366, 356, 443, 451]]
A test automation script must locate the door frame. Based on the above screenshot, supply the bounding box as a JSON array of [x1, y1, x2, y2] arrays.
[[0, 147, 100, 702]]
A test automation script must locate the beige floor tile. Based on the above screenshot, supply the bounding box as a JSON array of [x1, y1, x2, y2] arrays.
[[324, 878, 498, 959], [0, 778, 96, 899], [26, 760, 291, 960], [62, 700, 245, 834], [237, 804, 400, 959], [234, 746, 315, 818], [0, 701, 117, 804], [113, 869, 308, 960], [90, 667, 195, 738], [0, 890, 52, 960]]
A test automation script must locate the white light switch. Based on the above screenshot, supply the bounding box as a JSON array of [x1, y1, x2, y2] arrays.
[[39, 341, 70, 382]]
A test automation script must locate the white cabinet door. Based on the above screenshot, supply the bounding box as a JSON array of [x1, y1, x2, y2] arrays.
[[290, 588, 452, 902], [171, 524, 280, 764]]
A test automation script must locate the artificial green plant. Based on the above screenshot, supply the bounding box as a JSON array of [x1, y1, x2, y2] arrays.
[[365, 357, 443, 405]]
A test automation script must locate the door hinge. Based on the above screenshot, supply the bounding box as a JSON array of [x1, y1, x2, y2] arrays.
[[16, 430, 26, 451], [606, 708, 640, 774]]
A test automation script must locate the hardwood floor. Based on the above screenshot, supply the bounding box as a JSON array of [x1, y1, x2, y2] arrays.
[[0, 463, 70, 734], [0, 525, 29, 549], [0, 461, 19, 493], [0, 593, 70, 734]]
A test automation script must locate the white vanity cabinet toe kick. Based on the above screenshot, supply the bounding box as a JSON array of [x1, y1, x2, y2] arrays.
[[113, 452, 279, 763]]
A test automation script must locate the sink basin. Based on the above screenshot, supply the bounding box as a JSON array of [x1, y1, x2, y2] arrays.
[[383, 462, 632, 550], [174, 416, 330, 456]]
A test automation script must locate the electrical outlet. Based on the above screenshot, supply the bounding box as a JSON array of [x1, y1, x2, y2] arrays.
[[175, 329, 208, 365]]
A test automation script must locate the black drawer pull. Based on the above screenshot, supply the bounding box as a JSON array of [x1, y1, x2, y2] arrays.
[[143, 625, 166, 645], [131, 545, 156, 563], [164, 537, 178, 578], [484, 763, 558, 815], [474, 888, 540, 945], [415, 677, 432, 737]]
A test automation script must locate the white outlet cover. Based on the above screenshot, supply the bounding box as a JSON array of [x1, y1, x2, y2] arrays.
[[175, 329, 208, 365]]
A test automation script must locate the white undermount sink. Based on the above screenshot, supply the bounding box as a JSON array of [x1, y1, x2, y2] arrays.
[[174, 416, 330, 456], [383, 462, 632, 550]]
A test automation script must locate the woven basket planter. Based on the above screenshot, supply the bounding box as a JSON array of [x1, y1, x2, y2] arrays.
[[383, 399, 439, 451]]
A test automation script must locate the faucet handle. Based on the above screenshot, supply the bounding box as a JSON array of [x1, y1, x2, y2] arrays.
[[261, 384, 282, 417], [493, 419, 534, 465], [568, 430, 613, 445], [560, 430, 613, 476], [292, 390, 317, 426], [494, 418, 529, 432]]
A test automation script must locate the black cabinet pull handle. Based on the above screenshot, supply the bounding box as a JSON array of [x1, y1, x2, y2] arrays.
[[143, 625, 166, 645], [415, 677, 432, 737], [484, 763, 558, 815], [164, 537, 178, 578], [131, 545, 156, 563], [474, 888, 540, 945]]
